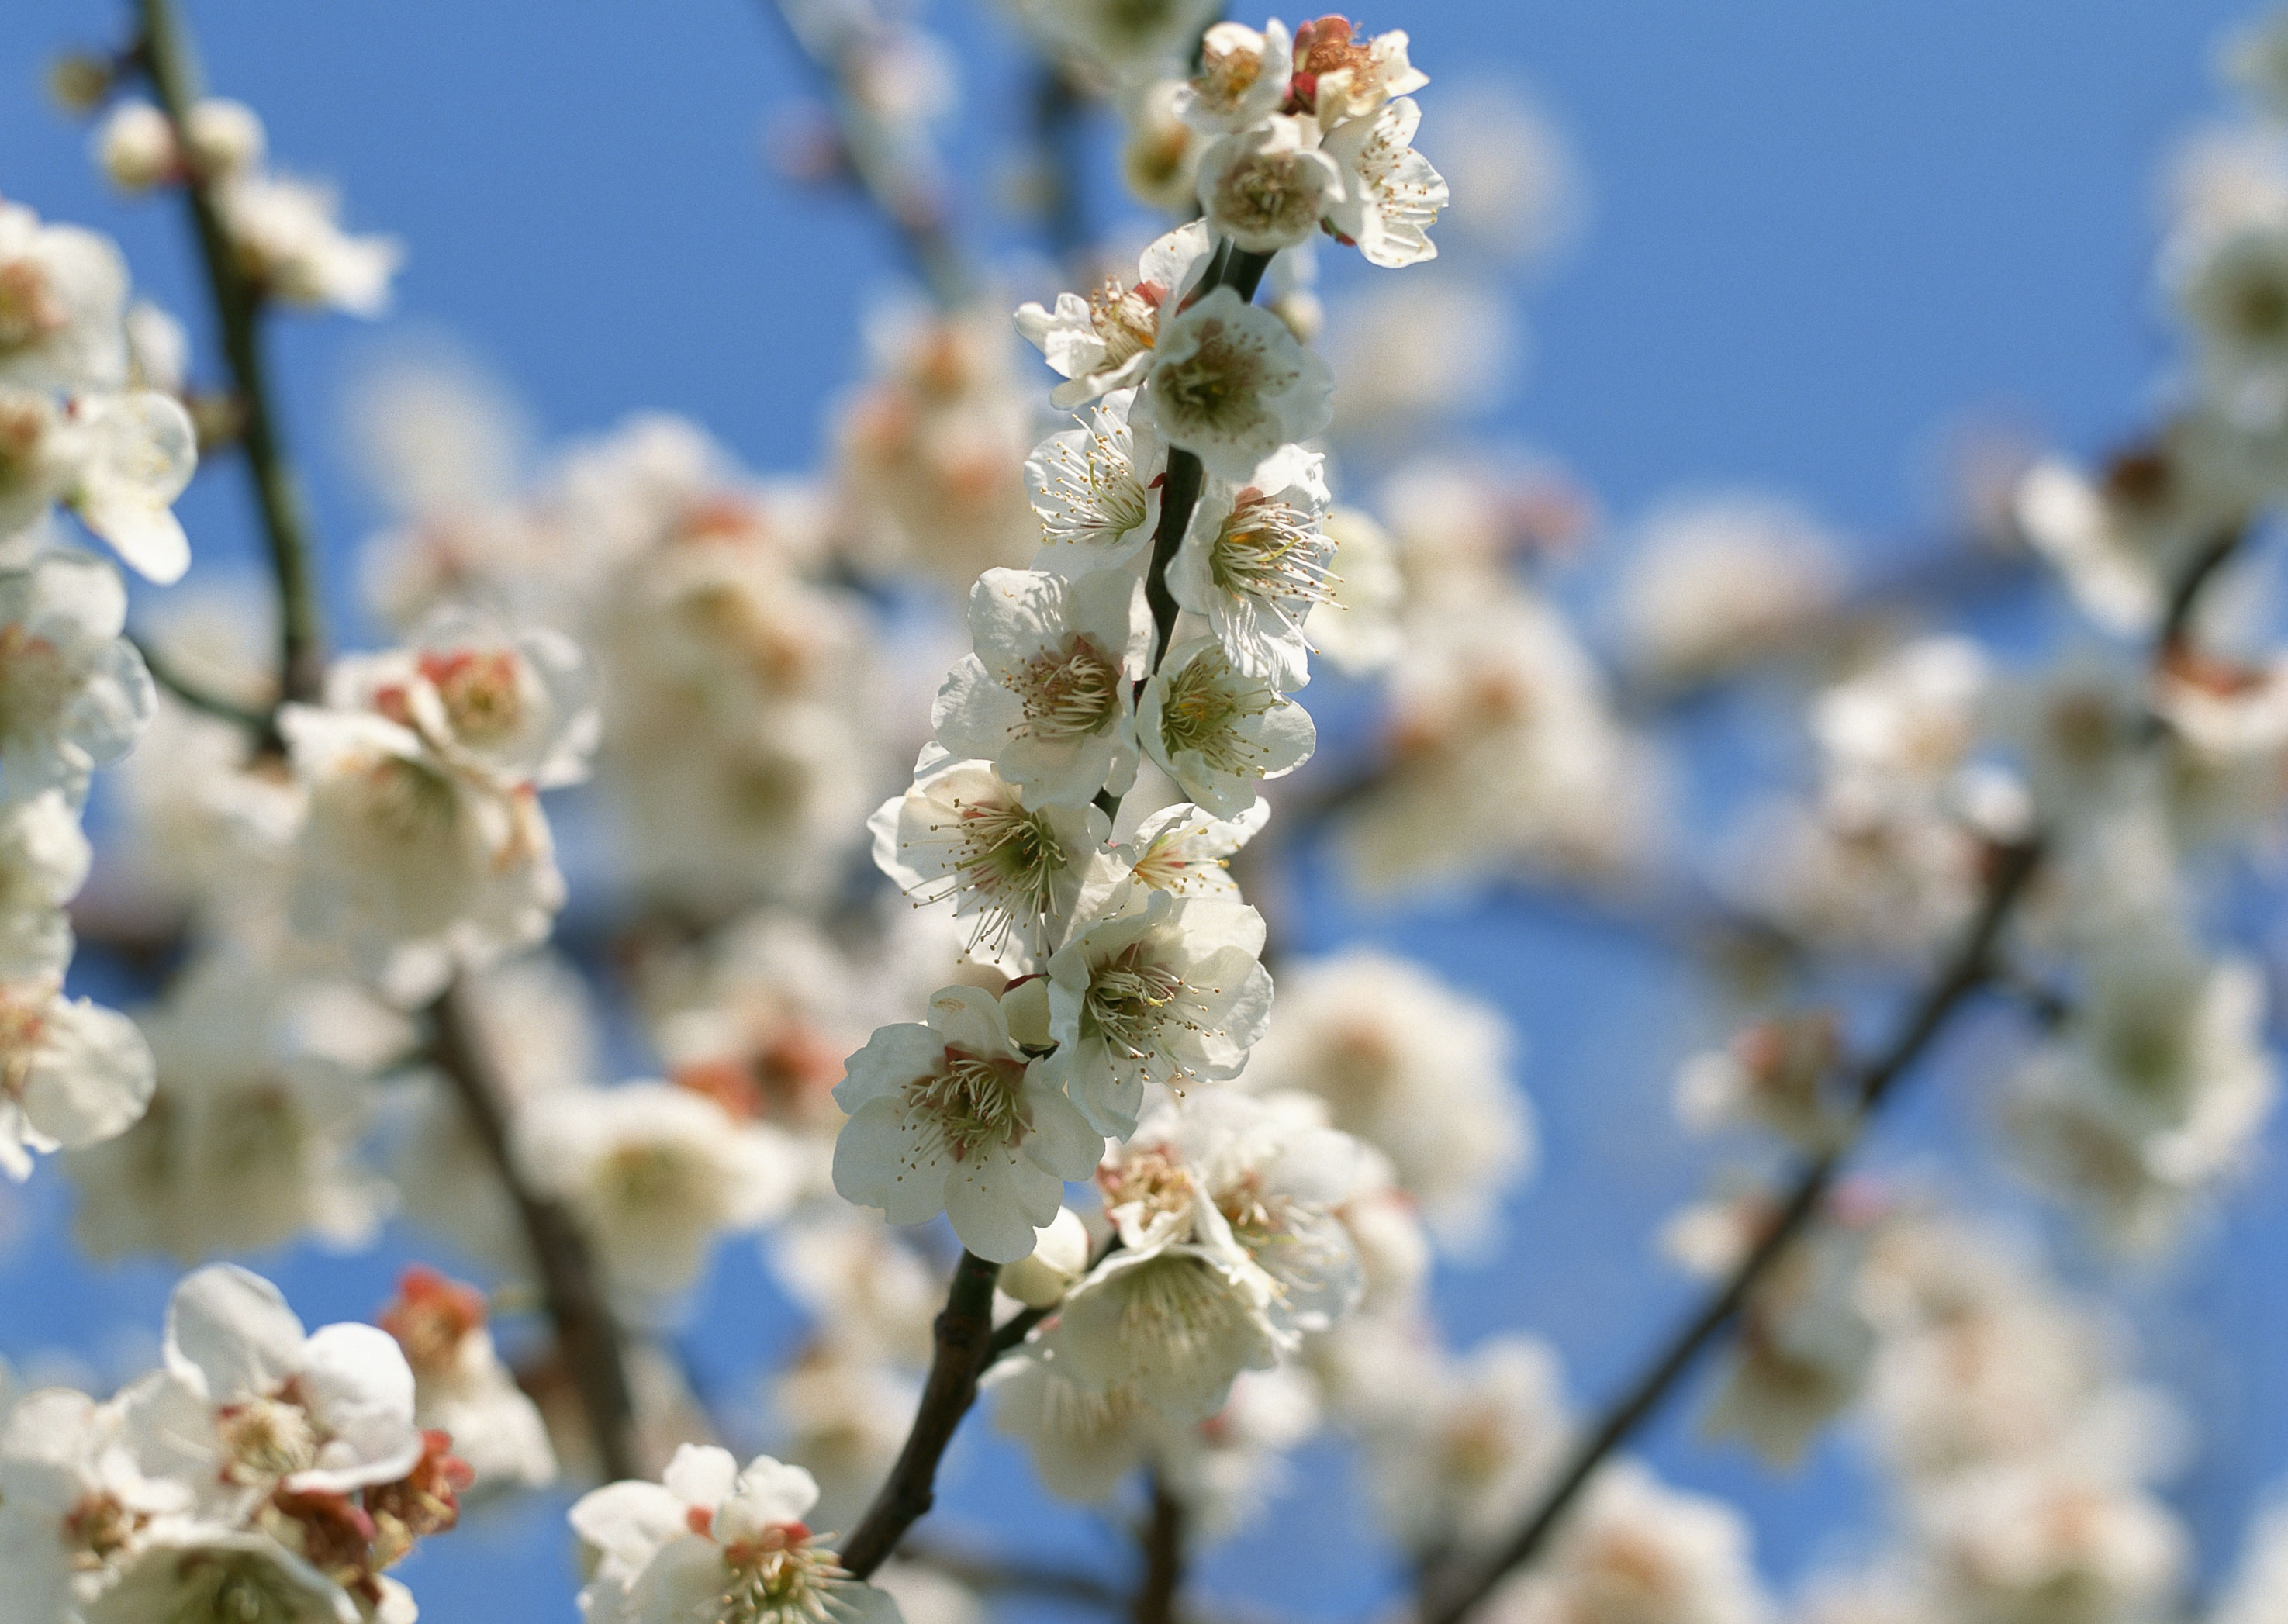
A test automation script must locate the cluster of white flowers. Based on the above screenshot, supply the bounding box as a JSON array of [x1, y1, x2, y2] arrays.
[[0, 1265, 472, 1623], [97, 97, 401, 316]]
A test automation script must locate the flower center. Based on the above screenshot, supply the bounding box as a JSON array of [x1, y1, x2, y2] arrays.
[[1158, 651, 1278, 776], [1088, 280, 1163, 371], [1211, 494, 1338, 623], [0, 623, 71, 748], [908, 1045, 1031, 1162], [601, 1142, 695, 1211], [1212, 152, 1324, 240], [160, 1550, 316, 1624], [1155, 320, 1270, 434], [0, 987, 46, 1101], [360, 755, 461, 844], [1035, 423, 1148, 552], [1015, 635, 1124, 741], [0, 393, 57, 497], [1102, 1145, 1198, 1226], [419, 649, 526, 745], [65, 1492, 140, 1568], [217, 1394, 322, 1483], [1084, 946, 1193, 1063], [931, 794, 1071, 953], [714, 1529, 849, 1624]]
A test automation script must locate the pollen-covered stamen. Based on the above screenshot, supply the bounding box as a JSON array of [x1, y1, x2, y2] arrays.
[[1156, 319, 1269, 433], [1158, 650, 1281, 776], [1011, 635, 1125, 741], [1105, 1250, 1260, 1367], [419, 648, 527, 745], [906, 794, 1069, 954], [0, 987, 46, 1101], [1101, 1144, 1198, 1226], [1088, 278, 1166, 371], [216, 1390, 323, 1482], [907, 1045, 1031, 1163], [1037, 425, 1148, 549], [0, 623, 71, 741], [361, 754, 461, 843], [1211, 493, 1340, 631], [64, 1491, 140, 1568], [714, 1522, 852, 1624], [1084, 945, 1217, 1069]]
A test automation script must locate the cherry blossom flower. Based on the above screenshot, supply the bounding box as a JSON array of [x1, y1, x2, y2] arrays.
[[0, 548, 154, 805], [1176, 21, 1294, 133], [377, 1267, 555, 1497], [1044, 879, 1273, 1135], [831, 983, 1101, 1263], [569, 1446, 900, 1624], [1052, 1219, 1285, 1423], [1167, 444, 1336, 690], [1121, 796, 1268, 900], [1919, 1464, 2186, 1624], [1196, 116, 1345, 254], [1320, 95, 1448, 268], [0, 202, 130, 392], [1142, 287, 1335, 483], [0, 1386, 193, 1621], [1016, 222, 1213, 411], [1137, 635, 1316, 816], [932, 568, 1152, 809], [0, 969, 154, 1181], [869, 752, 1110, 962], [0, 789, 88, 976], [1025, 388, 1163, 575]]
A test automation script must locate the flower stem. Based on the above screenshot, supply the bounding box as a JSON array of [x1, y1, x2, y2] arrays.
[[1413, 836, 2044, 1624], [1131, 1474, 1188, 1624], [134, 0, 327, 704], [428, 977, 643, 1484], [839, 1249, 1003, 1577]]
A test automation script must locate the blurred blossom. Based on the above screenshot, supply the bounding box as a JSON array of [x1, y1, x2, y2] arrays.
[[1615, 494, 1844, 689], [1329, 275, 1521, 435], [1435, 79, 1588, 271]]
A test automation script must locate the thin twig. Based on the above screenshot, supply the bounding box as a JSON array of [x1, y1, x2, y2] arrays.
[[134, 0, 326, 703], [130, 632, 271, 734], [2158, 524, 2245, 652], [841, 1250, 1002, 1577], [428, 978, 643, 1484], [1413, 838, 2044, 1624], [760, 0, 973, 306], [1132, 1474, 1189, 1624]]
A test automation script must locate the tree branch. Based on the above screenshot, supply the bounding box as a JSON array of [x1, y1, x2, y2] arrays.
[[130, 631, 271, 734], [1413, 837, 2044, 1624], [759, 0, 973, 307], [840, 1249, 1002, 1577], [134, 0, 327, 703], [427, 977, 642, 1484], [1132, 1474, 1188, 1624]]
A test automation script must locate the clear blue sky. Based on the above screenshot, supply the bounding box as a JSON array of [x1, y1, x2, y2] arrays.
[[4, 2, 2283, 1620]]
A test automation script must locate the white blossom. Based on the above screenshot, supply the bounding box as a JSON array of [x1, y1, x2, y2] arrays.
[[0, 203, 130, 392], [0, 547, 154, 805], [1009, 0, 1221, 89], [0, 790, 88, 976], [1122, 796, 1267, 900], [1168, 443, 1336, 690], [1143, 287, 1335, 482], [515, 1080, 799, 1315], [1238, 948, 1533, 1247], [1481, 1460, 1769, 1624], [1294, 17, 1430, 128], [1015, 222, 1213, 410], [0, 970, 154, 1181], [1360, 1334, 1570, 1553], [1045, 878, 1273, 1135], [932, 568, 1151, 809], [215, 173, 402, 318], [0, 1386, 192, 1621], [1917, 1464, 2186, 1624], [1322, 96, 1449, 268], [1138, 636, 1316, 815], [378, 1267, 556, 1497], [1025, 388, 1162, 575], [1196, 116, 1345, 255], [831, 983, 1102, 1263], [569, 1446, 900, 1624], [1176, 22, 1294, 133]]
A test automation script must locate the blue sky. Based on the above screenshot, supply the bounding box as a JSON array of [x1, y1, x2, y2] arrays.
[[5, 2, 2286, 1620]]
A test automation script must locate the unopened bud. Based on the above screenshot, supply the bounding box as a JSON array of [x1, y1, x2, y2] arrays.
[[185, 98, 265, 179], [997, 1207, 1091, 1308], [95, 102, 178, 193], [47, 52, 114, 116]]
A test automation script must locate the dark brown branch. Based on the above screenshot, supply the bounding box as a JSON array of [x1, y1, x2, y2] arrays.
[[1132, 1474, 1189, 1624], [428, 978, 642, 1484], [1415, 838, 2044, 1624], [2158, 524, 2245, 652], [135, 0, 326, 704], [840, 1250, 1002, 1577]]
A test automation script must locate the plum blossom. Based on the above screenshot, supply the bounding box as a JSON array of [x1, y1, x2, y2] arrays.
[[0, 202, 130, 392], [1320, 95, 1449, 268], [0, 547, 154, 805], [0, 969, 154, 1180], [1137, 635, 1316, 816], [515, 1080, 799, 1315], [0, 1387, 193, 1621], [1238, 948, 1533, 1246], [1167, 443, 1336, 690], [1122, 797, 1268, 900], [1142, 287, 1335, 482], [1177, 21, 1294, 133], [1045, 878, 1274, 1135], [215, 172, 402, 318], [1359, 1334, 1570, 1553], [931, 568, 1152, 808], [1196, 116, 1345, 254], [1480, 1460, 1769, 1624], [831, 983, 1102, 1263], [569, 1446, 900, 1624], [1291, 16, 1430, 128], [377, 1267, 556, 1497], [1016, 222, 1213, 410], [0, 789, 88, 976], [869, 752, 1108, 962], [1025, 388, 1162, 575]]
